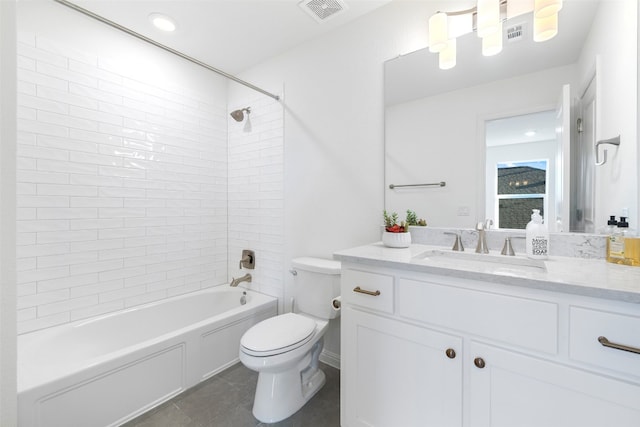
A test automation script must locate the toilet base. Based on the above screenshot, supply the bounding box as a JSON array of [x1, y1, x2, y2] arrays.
[[251, 340, 326, 423]]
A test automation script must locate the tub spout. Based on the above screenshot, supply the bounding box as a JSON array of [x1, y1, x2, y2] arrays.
[[230, 273, 252, 287]]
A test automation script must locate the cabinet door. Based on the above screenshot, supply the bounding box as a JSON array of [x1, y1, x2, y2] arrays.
[[469, 341, 640, 427], [342, 307, 462, 427]]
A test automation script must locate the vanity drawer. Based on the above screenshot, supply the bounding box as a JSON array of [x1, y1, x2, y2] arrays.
[[342, 269, 394, 314], [397, 277, 558, 354], [569, 306, 640, 378]]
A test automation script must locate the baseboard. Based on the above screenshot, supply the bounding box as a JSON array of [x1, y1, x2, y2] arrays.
[[319, 349, 340, 370]]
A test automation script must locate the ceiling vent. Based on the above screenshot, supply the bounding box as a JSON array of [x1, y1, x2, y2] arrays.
[[506, 22, 526, 43], [298, 0, 348, 23]]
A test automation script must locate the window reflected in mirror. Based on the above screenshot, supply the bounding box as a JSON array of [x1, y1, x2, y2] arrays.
[[497, 160, 547, 229]]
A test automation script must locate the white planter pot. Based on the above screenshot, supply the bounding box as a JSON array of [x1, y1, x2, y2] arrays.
[[382, 231, 411, 248]]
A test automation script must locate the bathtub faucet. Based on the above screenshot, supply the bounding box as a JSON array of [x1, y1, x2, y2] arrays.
[[230, 273, 252, 287]]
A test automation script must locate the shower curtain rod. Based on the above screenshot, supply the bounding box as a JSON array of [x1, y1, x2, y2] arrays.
[[52, 0, 281, 101]]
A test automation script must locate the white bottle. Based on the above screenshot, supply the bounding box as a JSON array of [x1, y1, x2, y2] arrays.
[[526, 209, 549, 259]]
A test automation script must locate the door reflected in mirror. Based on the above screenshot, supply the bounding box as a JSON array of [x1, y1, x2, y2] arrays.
[[485, 111, 554, 231]]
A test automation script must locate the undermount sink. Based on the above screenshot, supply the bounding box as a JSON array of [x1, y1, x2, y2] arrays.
[[412, 249, 547, 273]]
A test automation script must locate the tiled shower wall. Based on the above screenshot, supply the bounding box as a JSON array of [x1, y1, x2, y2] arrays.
[[227, 95, 284, 301], [16, 34, 229, 334]]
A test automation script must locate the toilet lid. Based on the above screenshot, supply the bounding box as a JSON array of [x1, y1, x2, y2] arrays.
[[241, 313, 316, 357]]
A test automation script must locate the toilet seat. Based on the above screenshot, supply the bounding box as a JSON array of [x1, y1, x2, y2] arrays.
[[241, 313, 317, 357]]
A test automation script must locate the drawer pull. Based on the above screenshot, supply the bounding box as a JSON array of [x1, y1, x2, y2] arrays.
[[353, 286, 381, 296], [445, 348, 456, 359], [598, 336, 640, 355], [474, 357, 486, 369]]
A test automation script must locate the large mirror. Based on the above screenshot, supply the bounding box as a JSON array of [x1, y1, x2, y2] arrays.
[[384, 0, 638, 233]]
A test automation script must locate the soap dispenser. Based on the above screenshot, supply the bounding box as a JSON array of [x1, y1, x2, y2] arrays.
[[600, 215, 618, 235], [607, 217, 629, 264], [525, 209, 549, 259], [623, 219, 640, 267]]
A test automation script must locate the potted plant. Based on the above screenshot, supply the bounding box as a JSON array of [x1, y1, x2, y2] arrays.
[[406, 209, 427, 227], [382, 210, 412, 248]]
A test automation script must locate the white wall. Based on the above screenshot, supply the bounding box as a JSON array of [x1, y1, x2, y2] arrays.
[[16, 1, 229, 334], [386, 65, 576, 228], [1, 1, 18, 424], [231, 0, 452, 364], [578, 0, 638, 229]]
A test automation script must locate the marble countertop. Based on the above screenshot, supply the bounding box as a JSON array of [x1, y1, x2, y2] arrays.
[[334, 243, 640, 304]]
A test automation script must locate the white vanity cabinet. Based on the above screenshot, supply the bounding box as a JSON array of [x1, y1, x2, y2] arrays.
[[341, 269, 463, 427], [468, 341, 640, 427], [340, 262, 640, 427]]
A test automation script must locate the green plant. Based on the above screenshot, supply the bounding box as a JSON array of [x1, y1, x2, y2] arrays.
[[383, 210, 398, 228], [406, 209, 427, 226], [383, 210, 407, 233], [406, 210, 418, 226]]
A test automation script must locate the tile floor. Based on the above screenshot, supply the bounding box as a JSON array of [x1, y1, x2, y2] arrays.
[[122, 362, 340, 427]]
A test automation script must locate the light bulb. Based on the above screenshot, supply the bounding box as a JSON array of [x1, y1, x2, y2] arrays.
[[149, 13, 176, 32], [534, 12, 558, 42], [429, 12, 449, 53], [477, 0, 500, 38], [439, 39, 457, 70], [534, 0, 562, 19]]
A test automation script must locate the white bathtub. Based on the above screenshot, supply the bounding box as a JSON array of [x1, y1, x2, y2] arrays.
[[18, 287, 278, 427]]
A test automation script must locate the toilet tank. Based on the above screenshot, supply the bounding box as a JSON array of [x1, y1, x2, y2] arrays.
[[291, 257, 341, 320]]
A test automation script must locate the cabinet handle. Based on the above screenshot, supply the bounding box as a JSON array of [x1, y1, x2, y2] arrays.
[[598, 336, 640, 355], [353, 286, 381, 296], [445, 348, 456, 359], [474, 357, 486, 369]]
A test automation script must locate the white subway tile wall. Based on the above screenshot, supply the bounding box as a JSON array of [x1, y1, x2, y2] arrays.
[[228, 96, 284, 300], [16, 34, 232, 334]]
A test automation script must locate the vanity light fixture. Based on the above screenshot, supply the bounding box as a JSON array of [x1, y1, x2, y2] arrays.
[[149, 13, 177, 32], [428, 0, 563, 70]]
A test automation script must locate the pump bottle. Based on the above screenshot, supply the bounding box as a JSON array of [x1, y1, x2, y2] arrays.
[[620, 217, 639, 267], [525, 209, 549, 259], [607, 217, 629, 264], [600, 215, 618, 235]]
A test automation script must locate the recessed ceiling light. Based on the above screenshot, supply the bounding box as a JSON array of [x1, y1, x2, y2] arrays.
[[149, 13, 176, 32], [525, 130, 537, 137]]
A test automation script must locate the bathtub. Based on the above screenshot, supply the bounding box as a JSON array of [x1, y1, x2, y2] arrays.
[[18, 287, 277, 427]]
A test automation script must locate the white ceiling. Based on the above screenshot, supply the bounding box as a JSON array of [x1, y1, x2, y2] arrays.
[[486, 110, 557, 147], [70, 0, 392, 74]]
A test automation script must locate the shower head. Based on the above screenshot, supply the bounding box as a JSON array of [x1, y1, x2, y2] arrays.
[[230, 107, 250, 122]]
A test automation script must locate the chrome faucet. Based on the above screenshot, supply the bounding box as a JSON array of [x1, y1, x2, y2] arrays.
[[230, 273, 252, 287], [475, 219, 493, 254], [444, 232, 464, 251], [501, 237, 515, 256]]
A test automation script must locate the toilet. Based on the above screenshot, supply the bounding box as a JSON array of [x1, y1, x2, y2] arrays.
[[239, 257, 341, 423]]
